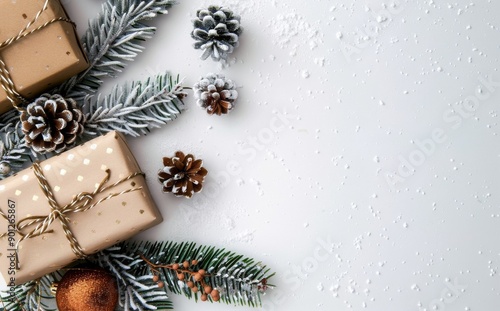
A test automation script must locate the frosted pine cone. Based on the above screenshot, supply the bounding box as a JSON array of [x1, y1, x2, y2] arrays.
[[158, 151, 208, 198], [21, 94, 85, 153], [193, 73, 238, 115], [191, 5, 243, 62]]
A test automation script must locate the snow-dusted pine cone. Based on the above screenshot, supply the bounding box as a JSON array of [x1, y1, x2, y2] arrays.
[[191, 5, 243, 62], [158, 151, 208, 198], [21, 94, 85, 153], [193, 73, 238, 116]]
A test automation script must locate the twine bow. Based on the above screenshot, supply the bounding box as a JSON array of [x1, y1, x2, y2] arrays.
[[0, 0, 75, 111], [0, 161, 144, 269]]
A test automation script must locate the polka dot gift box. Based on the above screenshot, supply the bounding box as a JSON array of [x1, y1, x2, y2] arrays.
[[0, 0, 89, 114], [0, 131, 162, 285]]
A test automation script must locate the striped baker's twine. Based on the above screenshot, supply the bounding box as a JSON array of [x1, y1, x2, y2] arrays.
[[0, 161, 144, 269]]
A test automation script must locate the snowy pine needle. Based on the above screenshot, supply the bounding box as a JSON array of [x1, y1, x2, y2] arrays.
[[83, 73, 186, 137], [0, 241, 274, 310], [57, 0, 177, 102]]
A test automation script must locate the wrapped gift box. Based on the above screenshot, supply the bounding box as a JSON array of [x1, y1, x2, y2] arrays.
[[0, 0, 89, 114], [0, 131, 163, 285]]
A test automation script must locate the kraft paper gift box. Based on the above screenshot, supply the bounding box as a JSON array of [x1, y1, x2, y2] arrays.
[[0, 0, 89, 114], [0, 131, 163, 285]]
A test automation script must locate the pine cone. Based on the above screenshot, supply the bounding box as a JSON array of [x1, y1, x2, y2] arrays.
[[158, 151, 208, 198], [21, 94, 85, 153], [193, 73, 238, 115], [191, 5, 243, 62]]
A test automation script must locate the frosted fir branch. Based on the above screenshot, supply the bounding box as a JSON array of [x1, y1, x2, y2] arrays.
[[0, 0, 177, 135], [0, 127, 35, 179], [0, 273, 61, 311], [83, 72, 186, 137], [133, 241, 274, 307], [0, 110, 19, 132], [93, 246, 172, 311], [56, 0, 177, 102], [1, 241, 274, 310], [0, 72, 186, 175]]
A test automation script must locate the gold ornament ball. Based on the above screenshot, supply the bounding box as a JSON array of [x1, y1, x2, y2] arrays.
[[56, 268, 118, 311]]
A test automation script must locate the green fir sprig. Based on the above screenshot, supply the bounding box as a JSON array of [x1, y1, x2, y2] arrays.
[[0, 241, 274, 311], [138, 241, 274, 307]]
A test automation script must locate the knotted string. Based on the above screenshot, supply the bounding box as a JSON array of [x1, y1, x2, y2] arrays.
[[0, 0, 75, 111], [0, 161, 144, 269]]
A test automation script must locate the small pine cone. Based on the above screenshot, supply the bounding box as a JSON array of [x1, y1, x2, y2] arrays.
[[158, 151, 208, 198], [21, 94, 85, 153], [193, 73, 238, 116], [191, 5, 243, 62]]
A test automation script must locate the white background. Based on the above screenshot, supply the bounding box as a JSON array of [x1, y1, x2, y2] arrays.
[[66, 0, 500, 310]]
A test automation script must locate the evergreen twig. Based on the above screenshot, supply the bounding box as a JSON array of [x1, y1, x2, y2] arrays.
[[56, 0, 177, 102], [0, 125, 34, 179], [92, 245, 172, 310], [132, 241, 274, 307], [0, 241, 274, 310], [0, 273, 61, 311], [0, 110, 19, 132], [83, 73, 186, 137]]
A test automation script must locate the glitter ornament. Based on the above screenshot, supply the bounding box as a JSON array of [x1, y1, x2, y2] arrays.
[[55, 268, 118, 311]]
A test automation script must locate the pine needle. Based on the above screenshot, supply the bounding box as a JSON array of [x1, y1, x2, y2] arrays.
[[56, 0, 177, 102], [83, 73, 186, 137]]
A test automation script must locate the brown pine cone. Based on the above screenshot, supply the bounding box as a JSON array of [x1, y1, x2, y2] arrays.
[[158, 151, 208, 198], [21, 94, 85, 153]]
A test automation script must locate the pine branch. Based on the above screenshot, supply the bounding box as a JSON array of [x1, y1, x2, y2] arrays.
[[83, 72, 186, 137], [0, 110, 19, 131], [0, 0, 177, 133], [56, 0, 177, 102], [0, 273, 60, 311], [0, 126, 35, 180], [0, 72, 186, 177], [1, 241, 274, 310], [131, 241, 274, 307], [92, 245, 173, 310]]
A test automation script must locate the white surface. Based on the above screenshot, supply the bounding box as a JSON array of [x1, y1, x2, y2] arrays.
[[67, 0, 500, 310]]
